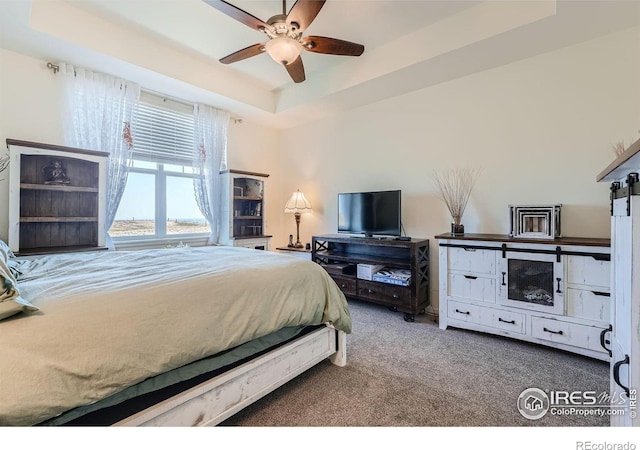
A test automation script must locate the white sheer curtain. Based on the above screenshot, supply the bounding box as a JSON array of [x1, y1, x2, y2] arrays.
[[58, 63, 140, 249], [193, 104, 230, 245]]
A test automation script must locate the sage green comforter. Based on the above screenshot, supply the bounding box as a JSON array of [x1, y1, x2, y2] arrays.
[[0, 246, 351, 426]]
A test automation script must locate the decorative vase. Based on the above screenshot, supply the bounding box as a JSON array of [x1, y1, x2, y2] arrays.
[[451, 222, 464, 235]]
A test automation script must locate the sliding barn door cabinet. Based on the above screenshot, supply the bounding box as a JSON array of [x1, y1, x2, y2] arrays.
[[598, 137, 640, 427]]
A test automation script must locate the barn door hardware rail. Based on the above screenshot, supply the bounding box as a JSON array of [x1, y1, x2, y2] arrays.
[[611, 172, 639, 216]]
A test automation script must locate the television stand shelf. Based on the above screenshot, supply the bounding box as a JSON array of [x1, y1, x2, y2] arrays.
[[312, 234, 429, 321]]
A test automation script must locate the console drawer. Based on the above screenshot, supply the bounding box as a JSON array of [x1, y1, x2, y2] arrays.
[[530, 316, 607, 353], [480, 308, 526, 334], [448, 247, 497, 275], [329, 274, 356, 296], [448, 273, 496, 303], [447, 300, 482, 323], [357, 279, 411, 306]]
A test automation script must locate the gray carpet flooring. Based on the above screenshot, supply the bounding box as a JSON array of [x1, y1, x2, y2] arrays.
[[221, 300, 609, 427]]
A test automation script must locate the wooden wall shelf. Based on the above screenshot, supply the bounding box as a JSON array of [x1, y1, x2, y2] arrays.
[[20, 183, 99, 193], [7, 139, 108, 255]]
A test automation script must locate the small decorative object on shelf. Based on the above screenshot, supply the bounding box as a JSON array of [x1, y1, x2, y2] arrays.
[[433, 167, 480, 236], [509, 204, 561, 239], [43, 159, 71, 185], [245, 179, 263, 197]]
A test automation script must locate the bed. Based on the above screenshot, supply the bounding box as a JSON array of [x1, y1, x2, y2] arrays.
[[0, 243, 351, 426]]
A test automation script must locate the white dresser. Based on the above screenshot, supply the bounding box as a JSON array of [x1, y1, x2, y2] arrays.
[[436, 233, 611, 361]]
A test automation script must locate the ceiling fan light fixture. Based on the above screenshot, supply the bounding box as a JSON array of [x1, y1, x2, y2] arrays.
[[264, 36, 302, 65]]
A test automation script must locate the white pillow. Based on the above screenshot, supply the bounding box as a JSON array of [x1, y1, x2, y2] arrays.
[[0, 240, 15, 259], [0, 241, 38, 321]]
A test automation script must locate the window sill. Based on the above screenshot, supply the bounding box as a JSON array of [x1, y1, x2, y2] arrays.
[[113, 235, 210, 251]]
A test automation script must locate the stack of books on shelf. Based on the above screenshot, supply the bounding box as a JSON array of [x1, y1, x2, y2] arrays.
[[372, 268, 411, 286]]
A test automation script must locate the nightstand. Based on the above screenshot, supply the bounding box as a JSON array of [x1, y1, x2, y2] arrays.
[[276, 247, 312, 261]]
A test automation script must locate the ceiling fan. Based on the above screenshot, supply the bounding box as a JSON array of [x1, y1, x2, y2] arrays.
[[204, 0, 365, 83]]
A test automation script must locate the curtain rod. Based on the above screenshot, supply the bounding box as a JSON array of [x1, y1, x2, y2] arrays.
[[46, 61, 243, 124]]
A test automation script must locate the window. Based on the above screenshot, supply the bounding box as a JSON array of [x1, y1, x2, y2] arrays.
[[109, 92, 210, 239]]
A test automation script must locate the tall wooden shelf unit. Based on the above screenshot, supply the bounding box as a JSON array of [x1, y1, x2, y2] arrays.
[[312, 234, 429, 321], [7, 139, 108, 255], [219, 169, 271, 250]]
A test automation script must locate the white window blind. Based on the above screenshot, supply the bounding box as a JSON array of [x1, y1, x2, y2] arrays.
[[133, 92, 195, 166]]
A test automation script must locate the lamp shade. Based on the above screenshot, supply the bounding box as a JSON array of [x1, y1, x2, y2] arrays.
[[265, 36, 303, 66], [284, 190, 312, 213]]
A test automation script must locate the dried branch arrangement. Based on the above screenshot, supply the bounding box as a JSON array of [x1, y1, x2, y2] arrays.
[[611, 141, 626, 157], [0, 153, 9, 181], [611, 129, 640, 157], [433, 167, 481, 225]]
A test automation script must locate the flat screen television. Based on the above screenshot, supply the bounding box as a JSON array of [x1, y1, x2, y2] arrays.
[[338, 190, 401, 237]]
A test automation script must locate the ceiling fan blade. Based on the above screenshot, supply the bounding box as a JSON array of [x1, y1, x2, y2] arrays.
[[285, 56, 306, 83], [219, 43, 265, 64], [300, 36, 364, 56], [203, 0, 273, 33], [286, 0, 326, 33]]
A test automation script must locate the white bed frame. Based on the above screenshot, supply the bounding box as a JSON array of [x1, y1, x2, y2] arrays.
[[115, 325, 346, 426]]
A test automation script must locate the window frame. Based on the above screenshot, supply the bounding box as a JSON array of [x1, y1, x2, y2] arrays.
[[110, 91, 212, 246]]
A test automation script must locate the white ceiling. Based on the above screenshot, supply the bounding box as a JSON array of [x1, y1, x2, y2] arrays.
[[1, 1, 639, 129]]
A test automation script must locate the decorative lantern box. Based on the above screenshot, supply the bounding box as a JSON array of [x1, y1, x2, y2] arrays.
[[509, 204, 561, 239]]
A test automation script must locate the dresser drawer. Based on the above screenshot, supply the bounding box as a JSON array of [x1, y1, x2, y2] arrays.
[[357, 279, 411, 306], [566, 255, 610, 289], [329, 274, 356, 296], [480, 308, 526, 334], [447, 247, 497, 275], [530, 316, 607, 353], [447, 300, 482, 323], [448, 273, 496, 303], [566, 288, 610, 322]]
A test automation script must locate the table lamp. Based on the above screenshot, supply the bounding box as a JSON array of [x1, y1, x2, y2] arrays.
[[284, 190, 312, 248]]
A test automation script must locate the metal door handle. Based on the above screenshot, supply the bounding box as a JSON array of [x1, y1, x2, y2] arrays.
[[599, 324, 612, 357], [613, 354, 630, 398], [455, 309, 470, 315], [499, 318, 516, 325], [464, 275, 477, 280], [543, 327, 563, 335]]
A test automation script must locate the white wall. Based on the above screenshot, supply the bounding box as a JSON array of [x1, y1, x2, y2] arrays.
[[278, 26, 640, 310], [2, 26, 639, 311], [0, 48, 283, 243]]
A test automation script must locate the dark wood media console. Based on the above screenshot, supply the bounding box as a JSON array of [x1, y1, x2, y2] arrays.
[[312, 234, 429, 321]]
